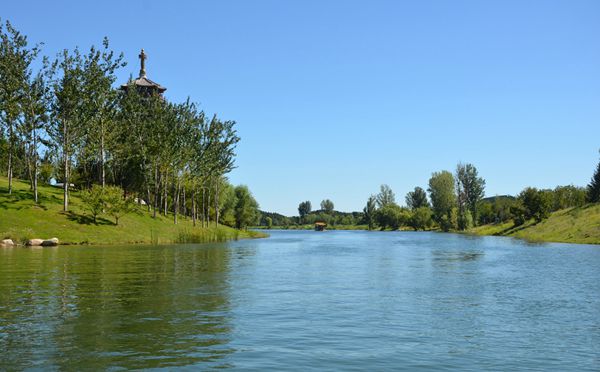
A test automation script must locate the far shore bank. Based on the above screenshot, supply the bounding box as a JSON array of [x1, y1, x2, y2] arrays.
[[254, 204, 600, 246]]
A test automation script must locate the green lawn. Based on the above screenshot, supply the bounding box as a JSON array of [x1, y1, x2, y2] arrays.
[[469, 204, 600, 245], [0, 177, 266, 245]]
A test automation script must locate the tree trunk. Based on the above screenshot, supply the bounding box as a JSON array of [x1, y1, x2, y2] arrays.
[[153, 164, 158, 218], [146, 184, 151, 212], [26, 142, 33, 191], [202, 187, 206, 228], [214, 178, 219, 227], [163, 172, 168, 217], [100, 118, 106, 188], [206, 186, 211, 227], [174, 178, 180, 224], [182, 187, 186, 218], [192, 189, 196, 227], [33, 121, 38, 204], [63, 121, 69, 212], [7, 122, 13, 195]]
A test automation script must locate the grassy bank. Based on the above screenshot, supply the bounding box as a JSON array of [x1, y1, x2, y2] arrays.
[[0, 177, 267, 245], [469, 204, 600, 245]]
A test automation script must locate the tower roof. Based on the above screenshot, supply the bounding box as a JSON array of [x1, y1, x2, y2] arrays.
[[120, 48, 166, 93]]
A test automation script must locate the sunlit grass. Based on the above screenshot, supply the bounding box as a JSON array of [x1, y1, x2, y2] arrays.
[[470, 204, 600, 245], [0, 177, 266, 245]]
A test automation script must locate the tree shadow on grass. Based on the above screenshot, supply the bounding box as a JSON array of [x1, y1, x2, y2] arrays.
[[496, 222, 534, 236], [65, 211, 114, 226], [0, 188, 63, 211]]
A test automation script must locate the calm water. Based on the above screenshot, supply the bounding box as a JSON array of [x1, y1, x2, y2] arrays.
[[1, 231, 600, 371]]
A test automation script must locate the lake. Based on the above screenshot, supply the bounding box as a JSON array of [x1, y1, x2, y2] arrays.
[[1, 230, 599, 370]]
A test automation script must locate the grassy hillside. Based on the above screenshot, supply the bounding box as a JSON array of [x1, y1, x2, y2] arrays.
[[470, 204, 600, 245], [0, 177, 266, 245]]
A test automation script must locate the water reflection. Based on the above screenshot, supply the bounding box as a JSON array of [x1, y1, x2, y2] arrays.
[[0, 244, 235, 370], [2, 231, 600, 370]]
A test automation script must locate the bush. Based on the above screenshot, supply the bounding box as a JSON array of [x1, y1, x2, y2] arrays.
[[103, 186, 137, 225], [510, 203, 527, 226], [81, 185, 105, 224], [375, 204, 410, 230], [410, 207, 433, 231], [519, 187, 553, 222]]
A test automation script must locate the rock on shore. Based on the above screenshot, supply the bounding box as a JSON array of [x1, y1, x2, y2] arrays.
[[27, 238, 59, 246], [1, 239, 15, 247]]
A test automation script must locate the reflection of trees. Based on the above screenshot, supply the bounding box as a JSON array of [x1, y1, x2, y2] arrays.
[[0, 244, 235, 370]]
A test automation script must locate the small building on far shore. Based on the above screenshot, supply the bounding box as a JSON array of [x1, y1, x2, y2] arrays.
[[315, 222, 327, 231]]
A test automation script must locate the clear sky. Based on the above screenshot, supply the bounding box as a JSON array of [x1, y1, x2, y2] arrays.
[[4, 0, 600, 215]]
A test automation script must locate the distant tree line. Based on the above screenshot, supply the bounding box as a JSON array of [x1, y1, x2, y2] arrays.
[[259, 154, 600, 231], [362, 159, 595, 232], [0, 20, 260, 229]]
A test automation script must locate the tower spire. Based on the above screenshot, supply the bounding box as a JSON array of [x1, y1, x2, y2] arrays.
[[139, 49, 147, 78]]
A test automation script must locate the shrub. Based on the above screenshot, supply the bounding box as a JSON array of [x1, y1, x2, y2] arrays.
[[80, 185, 105, 224]]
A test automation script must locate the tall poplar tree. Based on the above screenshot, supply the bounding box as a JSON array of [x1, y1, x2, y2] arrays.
[[363, 195, 377, 230], [428, 170, 456, 231], [48, 47, 84, 211], [455, 163, 485, 229], [21, 65, 50, 203], [0, 20, 40, 194], [80, 38, 125, 188]]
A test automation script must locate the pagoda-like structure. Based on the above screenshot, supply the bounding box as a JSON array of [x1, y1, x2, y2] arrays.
[[120, 49, 166, 96]]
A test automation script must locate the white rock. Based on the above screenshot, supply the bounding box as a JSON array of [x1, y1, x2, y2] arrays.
[[27, 239, 44, 246], [1, 239, 14, 246]]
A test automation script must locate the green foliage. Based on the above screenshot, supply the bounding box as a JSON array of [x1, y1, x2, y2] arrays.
[[587, 155, 600, 203], [265, 216, 272, 229], [363, 195, 377, 230], [298, 200, 312, 222], [218, 182, 237, 227], [510, 202, 527, 226], [428, 171, 456, 231], [471, 203, 600, 245], [553, 185, 586, 210], [1, 21, 250, 233], [103, 185, 136, 225], [375, 204, 409, 230], [405, 187, 429, 210], [80, 185, 104, 223], [0, 177, 263, 245], [376, 184, 395, 208], [457, 209, 474, 230], [259, 211, 292, 227], [455, 163, 485, 229], [409, 207, 433, 231], [320, 199, 334, 213], [518, 187, 553, 223], [234, 185, 259, 229]]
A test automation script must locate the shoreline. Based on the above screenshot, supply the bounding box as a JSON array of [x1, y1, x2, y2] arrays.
[[254, 224, 600, 246]]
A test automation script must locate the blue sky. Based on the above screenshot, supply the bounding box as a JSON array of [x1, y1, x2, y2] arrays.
[[4, 0, 600, 215]]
